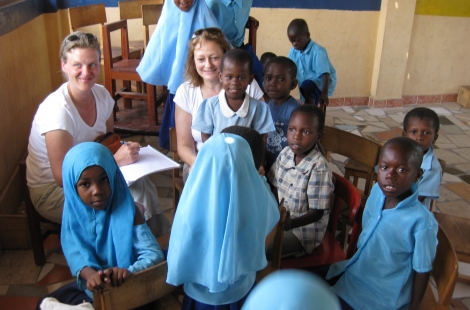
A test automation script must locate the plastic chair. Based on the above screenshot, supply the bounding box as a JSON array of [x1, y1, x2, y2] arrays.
[[93, 261, 176, 310], [102, 19, 162, 125], [256, 202, 287, 283], [19, 153, 61, 266], [169, 127, 184, 214], [421, 225, 458, 309], [280, 172, 362, 270]]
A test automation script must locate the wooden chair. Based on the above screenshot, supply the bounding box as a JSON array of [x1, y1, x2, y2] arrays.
[[68, 4, 107, 35], [280, 172, 362, 270], [169, 127, 184, 214], [93, 261, 177, 310], [118, 0, 164, 58], [421, 225, 458, 309], [256, 202, 287, 283], [19, 153, 61, 266], [142, 3, 164, 48], [102, 19, 162, 125], [245, 16, 259, 53]]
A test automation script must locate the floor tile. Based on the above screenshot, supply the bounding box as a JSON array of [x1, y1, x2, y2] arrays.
[[157, 187, 171, 199], [447, 115, 470, 131], [440, 116, 455, 125], [430, 107, 453, 115], [361, 125, 389, 133], [365, 109, 385, 116], [452, 282, 470, 299], [330, 153, 348, 163], [342, 107, 355, 114], [459, 262, 470, 277], [375, 130, 400, 141], [7, 284, 48, 297], [445, 167, 466, 175], [46, 253, 67, 266], [444, 182, 470, 202], [455, 163, 470, 174], [36, 265, 72, 287], [462, 298, 470, 309], [46, 279, 75, 294], [354, 116, 364, 121], [454, 149, 470, 160], [364, 121, 390, 129], [438, 186, 463, 202], [436, 143, 458, 149], [461, 175, 470, 185], [448, 135, 470, 147], [0, 295, 40, 310], [434, 149, 467, 165], [335, 118, 345, 124], [388, 114, 405, 124], [436, 200, 470, 219], [442, 125, 464, 135], [341, 119, 365, 126], [159, 197, 173, 212], [0, 285, 8, 295], [37, 263, 55, 282], [436, 134, 452, 144], [148, 173, 173, 188], [335, 125, 357, 131], [376, 116, 401, 128], [43, 235, 60, 250], [443, 173, 465, 183], [350, 129, 362, 136]]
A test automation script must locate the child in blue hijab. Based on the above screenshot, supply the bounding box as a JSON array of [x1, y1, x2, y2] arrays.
[[137, 0, 219, 150], [167, 133, 279, 309], [38, 142, 164, 307]]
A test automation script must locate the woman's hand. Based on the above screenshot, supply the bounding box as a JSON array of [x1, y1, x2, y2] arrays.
[[114, 142, 140, 167], [102, 267, 131, 287]]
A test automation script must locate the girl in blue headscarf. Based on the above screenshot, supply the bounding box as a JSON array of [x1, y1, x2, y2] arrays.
[[166, 133, 280, 310], [37, 142, 164, 307], [137, 0, 219, 150]]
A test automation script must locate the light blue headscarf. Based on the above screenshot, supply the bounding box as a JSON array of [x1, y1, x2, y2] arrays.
[[61, 142, 135, 290], [243, 270, 340, 310], [167, 134, 279, 293], [136, 0, 219, 94]]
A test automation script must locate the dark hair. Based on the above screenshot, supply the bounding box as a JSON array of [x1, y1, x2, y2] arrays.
[[382, 137, 424, 168], [221, 126, 264, 169], [290, 105, 325, 133], [264, 56, 297, 80], [260, 52, 276, 66], [403, 107, 440, 134], [220, 49, 253, 75], [288, 19, 309, 34]]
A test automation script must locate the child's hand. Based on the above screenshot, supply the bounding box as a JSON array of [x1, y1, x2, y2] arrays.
[[86, 270, 105, 292], [319, 92, 329, 109], [283, 211, 292, 231], [103, 267, 131, 287], [257, 166, 265, 176]]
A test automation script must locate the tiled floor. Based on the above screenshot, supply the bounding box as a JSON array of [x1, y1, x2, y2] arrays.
[[2, 102, 470, 309]]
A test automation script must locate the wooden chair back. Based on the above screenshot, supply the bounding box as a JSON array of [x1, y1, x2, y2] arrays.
[[245, 17, 259, 53], [19, 153, 61, 266], [169, 127, 184, 213], [93, 261, 176, 310], [68, 3, 107, 33], [421, 225, 458, 309], [118, 0, 163, 20], [322, 126, 381, 196], [142, 4, 164, 47]]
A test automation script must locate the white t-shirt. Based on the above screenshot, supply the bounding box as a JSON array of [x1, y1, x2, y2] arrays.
[[26, 83, 115, 188], [174, 80, 264, 151]]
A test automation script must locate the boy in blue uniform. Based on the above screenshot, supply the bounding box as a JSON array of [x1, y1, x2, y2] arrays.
[[327, 137, 438, 310], [287, 19, 336, 110], [264, 56, 300, 170], [192, 49, 274, 150], [403, 107, 441, 209]]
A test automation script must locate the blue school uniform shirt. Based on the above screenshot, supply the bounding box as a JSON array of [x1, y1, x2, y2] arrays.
[[166, 134, 279, 305], [419, 146, 442, 209], [192, 90, 275, 136], [288, 39, 337, 97], [266, 96, 300, 169], [326, 183, 438, 310], [61, 143, 164, 298], [205, 0, 252, 48]]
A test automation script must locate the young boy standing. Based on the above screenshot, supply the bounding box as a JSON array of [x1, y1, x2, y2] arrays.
[[327, 137, 438, 310], [403, 107, 441, 209], [264, 56, 300, 170], [287, 19, 336, 109], [268, 105, 334, 257], [192, 49, 274, 145]]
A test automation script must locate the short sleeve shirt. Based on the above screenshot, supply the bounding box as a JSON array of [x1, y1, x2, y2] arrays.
[[267, 145, 334, 253], [418, 146, 442, 209], [192, 90, 274, 136], [288, 39, 337, 96]]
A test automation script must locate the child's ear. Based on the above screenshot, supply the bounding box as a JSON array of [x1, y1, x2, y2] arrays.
[[248, 73, 254, 85], [414, 168, 423, 183], [219, 70, 223, 83], [432, 133, 439, 144], [317, 131, 324, 142], [402, 130, 407, 137], [290, 78, 298, 90]]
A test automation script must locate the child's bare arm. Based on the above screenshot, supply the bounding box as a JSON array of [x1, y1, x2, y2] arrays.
[[80, 267, 104, 292], [284, 209, 324, 231], [409, 271, 430, 310], [319, 73, 330, 109], [201, 133, 211, 142]]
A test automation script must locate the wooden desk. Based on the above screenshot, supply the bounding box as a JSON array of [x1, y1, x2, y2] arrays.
[[434, 212, 470, 284]]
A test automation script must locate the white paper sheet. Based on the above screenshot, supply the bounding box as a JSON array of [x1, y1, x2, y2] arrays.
[[119, 146, 180, 185]]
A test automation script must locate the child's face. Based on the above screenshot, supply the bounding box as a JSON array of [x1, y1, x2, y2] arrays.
[[377, 144, 422, 201], [287, 29, 310, 51], [402, 117, 438, 153], [263, 63, 297, 101], [173, 0, 194, 12], [76, 165, 111, 211], [194, 40, 224, 83], [219, 60, 253, 101], [287, 112, 322, 157]]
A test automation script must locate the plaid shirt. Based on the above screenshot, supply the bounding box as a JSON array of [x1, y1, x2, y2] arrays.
[[268, 145, 334, 254]]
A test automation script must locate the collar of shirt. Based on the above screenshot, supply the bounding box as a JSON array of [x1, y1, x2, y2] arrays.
[[278, 144, 322, 174], [220, 0, 242, 7], [292, 39, 313, 56], [219, 89, 250, 118], [421, 145, 434, 171]]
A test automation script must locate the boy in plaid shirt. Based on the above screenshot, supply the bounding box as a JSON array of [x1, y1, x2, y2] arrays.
[[268, 105, 333, 257]]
